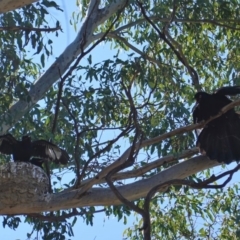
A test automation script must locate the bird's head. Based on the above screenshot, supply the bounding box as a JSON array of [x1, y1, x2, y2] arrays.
[[192, 91, 210, 113], [194, 91, 209, 103]]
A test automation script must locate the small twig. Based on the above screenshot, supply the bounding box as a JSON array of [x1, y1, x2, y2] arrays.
[[105, 130, 147, 230], [107, 33, 174, 69], [121, 76, 139, 129], [78, 126, 133, 184], [145, 163, 240, 203], [28, 209, 81, 222], [52, 68, 65, 133], [0, 26, 61, 32], [44, 69, 65, 193], [102, 16, 240, 35], [61, 99, 81, 186]]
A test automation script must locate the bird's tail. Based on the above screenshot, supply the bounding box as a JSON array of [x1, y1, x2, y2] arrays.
[[197, 115, 240, 164]]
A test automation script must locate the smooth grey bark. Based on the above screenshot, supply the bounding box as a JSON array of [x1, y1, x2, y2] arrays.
[[0, 156, 219, 214]]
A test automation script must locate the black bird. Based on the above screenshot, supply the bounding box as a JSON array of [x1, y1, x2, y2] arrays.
[[193, 86, 240, 164], [0, 134, 69, 168]]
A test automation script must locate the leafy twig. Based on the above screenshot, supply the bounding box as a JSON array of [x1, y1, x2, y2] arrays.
[[136, 1, 200, 91]]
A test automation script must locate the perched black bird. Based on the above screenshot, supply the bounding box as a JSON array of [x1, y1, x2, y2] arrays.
[[0, 134, 69, 168], [193, 86, 240, 164]]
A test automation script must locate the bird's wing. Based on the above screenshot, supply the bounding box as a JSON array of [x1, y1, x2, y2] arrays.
[[0, 134, 17, 154], [31, 140, 69, 164], [216, 86, 240, 96]]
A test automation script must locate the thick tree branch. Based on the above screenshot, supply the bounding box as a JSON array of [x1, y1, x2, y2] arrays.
[[80, 147, 199, 185], [0, 155, 220, 214]]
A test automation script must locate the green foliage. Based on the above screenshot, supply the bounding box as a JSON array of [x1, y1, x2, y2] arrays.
[[105, 205, 131, 222], [3, 216, 21, 230], [26, 216, 74, 240], [124, 184, 240, 239]]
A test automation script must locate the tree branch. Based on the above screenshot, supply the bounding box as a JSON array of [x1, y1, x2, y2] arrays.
[[80, 147, 199, 185], [0, 155, 220, 214]]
